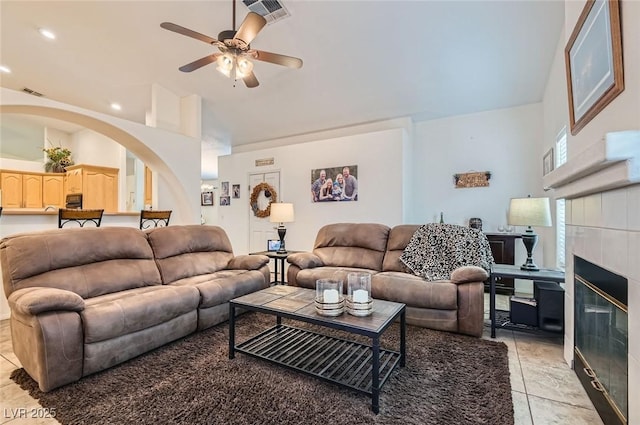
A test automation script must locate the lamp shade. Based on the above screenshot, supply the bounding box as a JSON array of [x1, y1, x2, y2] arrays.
[[508, 197, 552, 227], [270, 203, 295, 223]]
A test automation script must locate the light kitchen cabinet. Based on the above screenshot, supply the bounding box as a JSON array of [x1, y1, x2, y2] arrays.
[[0, 171, 53, 208], [22, 174, 43, 208], [42, 175, 65, 208], [1, 172, 23, 208], [65, 164, 119, 212]]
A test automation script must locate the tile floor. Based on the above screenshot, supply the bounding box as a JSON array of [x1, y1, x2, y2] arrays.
[[0, 294, 604, 424]]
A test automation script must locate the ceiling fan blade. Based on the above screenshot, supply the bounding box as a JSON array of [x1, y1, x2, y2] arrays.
[[243, 71, 259, 88], [234, 12, 267, 46], [253, 50, 303, 69], [160, 22, 220, 45], [178, 54, 220, 72]]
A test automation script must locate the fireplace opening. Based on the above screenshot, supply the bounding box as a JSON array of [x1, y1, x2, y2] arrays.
[[574, 256, 628, 425]]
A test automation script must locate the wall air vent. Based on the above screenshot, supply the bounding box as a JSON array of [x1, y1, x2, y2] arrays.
[[22, 87, 44, 97], [242, 0, 290, 24]]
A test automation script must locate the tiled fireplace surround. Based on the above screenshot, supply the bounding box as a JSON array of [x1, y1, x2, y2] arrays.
[[544, 131, 639, 424]]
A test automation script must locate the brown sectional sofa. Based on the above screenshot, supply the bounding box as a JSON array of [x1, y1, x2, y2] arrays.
[[0, 225, 270, 392], [287, 223, 489, 337]]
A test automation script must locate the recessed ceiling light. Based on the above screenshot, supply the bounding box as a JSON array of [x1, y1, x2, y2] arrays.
[[110, 103, 122, 111], [38, 28, 56, 40], [0, 65, 11, 73]]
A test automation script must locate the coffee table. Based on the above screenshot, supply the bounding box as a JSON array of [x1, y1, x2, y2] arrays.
[[229, 285, 406, 413]]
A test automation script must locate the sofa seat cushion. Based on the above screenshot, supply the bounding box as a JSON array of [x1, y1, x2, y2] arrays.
[[82, 285, 200, 344], [294, 267, 379, 290], [171, 270, 268, 308], [372, 272, 457, 310]]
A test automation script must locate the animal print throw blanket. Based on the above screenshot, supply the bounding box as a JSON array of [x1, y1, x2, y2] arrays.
[[400, 223, 494, 281]]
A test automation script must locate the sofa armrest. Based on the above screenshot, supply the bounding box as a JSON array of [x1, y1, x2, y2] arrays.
[[8, 287, 85, 316], [450, 266, 489, 285], [227, 254, 269, 270], [287, 252, 324, 269]]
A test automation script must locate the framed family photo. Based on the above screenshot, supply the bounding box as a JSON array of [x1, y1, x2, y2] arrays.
[[564, 0, 623, 135], [310, 165, 358, 203]]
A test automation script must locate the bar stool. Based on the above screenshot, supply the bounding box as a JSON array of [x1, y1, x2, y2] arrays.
[[58, 209, 104, 228], [139, 210, 172, 229]]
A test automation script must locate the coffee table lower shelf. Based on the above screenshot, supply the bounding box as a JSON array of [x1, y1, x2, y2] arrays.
[[235, 324, 401, 396]]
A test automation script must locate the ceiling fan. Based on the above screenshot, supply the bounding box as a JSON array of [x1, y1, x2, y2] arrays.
[[160, 0, 303, 88]]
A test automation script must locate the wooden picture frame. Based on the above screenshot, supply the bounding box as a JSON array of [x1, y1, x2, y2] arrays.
[[565, 0, 624, 136], [543, 148, 554, 176], [201, 191, 213, 206]]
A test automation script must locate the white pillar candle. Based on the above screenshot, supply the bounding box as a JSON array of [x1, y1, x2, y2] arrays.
[[323, 289, 340, 303], [353, 289, 369, 303]]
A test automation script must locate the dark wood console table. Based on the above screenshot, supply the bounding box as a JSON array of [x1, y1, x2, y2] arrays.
[[485, 233, 521, 295]]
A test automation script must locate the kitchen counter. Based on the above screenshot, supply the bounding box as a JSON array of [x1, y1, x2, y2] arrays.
[[1, 208, 140, 216]]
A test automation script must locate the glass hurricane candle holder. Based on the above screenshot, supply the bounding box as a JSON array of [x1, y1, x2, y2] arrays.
[[315, 278, 344, 316], [347, 273, 373, 316]]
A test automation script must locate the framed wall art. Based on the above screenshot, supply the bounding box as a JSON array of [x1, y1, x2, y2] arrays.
[[201, 191, 213, 206], [310, 165, 358, 202], [221, 181, 230, 197], [453, 171, 491, 189], [565, 0, 623, 135]]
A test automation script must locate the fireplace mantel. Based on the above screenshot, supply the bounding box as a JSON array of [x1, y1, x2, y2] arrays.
[[543, 130, 639, 199]]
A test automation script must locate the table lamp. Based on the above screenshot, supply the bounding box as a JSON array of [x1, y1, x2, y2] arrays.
[[508, 196, 552, 271], [269, 203, 295, 254]]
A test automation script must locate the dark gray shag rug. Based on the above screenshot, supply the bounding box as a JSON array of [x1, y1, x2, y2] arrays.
[[11, 312, 513, 425]]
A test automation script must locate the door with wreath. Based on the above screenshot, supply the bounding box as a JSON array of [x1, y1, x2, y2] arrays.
[[248, 171, 280, 253]]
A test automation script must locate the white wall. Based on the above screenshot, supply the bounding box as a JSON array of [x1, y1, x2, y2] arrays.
[[218, 128, 407, 254], [411, 103, 543, 231], [540, 22, 568, 269]]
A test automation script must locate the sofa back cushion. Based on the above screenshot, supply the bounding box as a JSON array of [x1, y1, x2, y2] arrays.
[[0, 227, 161, 299], [146, 225, 234, 284], [313, 223, 389, 271], [382, 224, 420, 272]]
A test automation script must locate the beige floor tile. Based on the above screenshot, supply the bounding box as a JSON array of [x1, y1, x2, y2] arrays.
[[528, 394, 603, 425], [516, 340, 563, 370], [0, 357, 18, 389], [520, 360, 594, 409], [512, 391, 533, 425]]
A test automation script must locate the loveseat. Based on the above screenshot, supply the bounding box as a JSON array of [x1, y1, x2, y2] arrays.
[[0, 225, 270, 392], [286, 223, 492, 337]]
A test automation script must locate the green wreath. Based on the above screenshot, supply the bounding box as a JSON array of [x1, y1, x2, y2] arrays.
[[250, 182, 278, 218]]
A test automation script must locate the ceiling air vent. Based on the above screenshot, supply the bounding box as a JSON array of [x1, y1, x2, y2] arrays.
[[243, 0, 290, 24], [22, 87, 44, 97]]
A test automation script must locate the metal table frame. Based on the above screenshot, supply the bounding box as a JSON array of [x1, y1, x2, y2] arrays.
[[489, 263, 565, 338], [229, 288, 406, 414]]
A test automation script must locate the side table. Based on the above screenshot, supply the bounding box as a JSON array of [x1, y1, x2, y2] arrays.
[[250, 250, 302, 285], [489, 264, 565, 338]]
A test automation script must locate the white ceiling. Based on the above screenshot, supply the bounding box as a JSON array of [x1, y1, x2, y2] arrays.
[[0, 0, 564, 150]]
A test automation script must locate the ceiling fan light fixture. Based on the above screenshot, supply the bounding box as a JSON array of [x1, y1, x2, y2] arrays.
[[236, 57, 254, 78], [216, 53, 234, 77]]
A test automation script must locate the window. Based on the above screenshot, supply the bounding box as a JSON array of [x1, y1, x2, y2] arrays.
[[555, 127, 567, 270], [556, 127, 567, 168]]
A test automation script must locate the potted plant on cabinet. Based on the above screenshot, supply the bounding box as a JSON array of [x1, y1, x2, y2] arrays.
[[43, 142, 74, 173]]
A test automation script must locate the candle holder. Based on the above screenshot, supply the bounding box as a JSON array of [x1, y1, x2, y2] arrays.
[[315, 278, 344, 316], [346, 273, 373, 316]]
